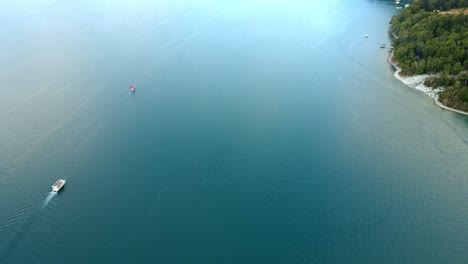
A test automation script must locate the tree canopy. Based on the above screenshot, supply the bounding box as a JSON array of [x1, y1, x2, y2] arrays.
[[414, 0, 468, 11], [390, 0, 468, 111]]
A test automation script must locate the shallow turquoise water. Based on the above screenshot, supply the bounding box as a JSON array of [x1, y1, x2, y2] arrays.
[[1, 1, 467, 263]]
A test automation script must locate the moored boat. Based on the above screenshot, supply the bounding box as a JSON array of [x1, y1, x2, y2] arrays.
[[52, 179, 66, 192]]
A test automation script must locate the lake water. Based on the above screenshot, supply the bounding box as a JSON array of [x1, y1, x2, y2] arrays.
[[1, 0, 467, 263]]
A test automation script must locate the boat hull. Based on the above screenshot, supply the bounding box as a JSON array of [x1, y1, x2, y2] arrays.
[[52, 179, 66, 192]]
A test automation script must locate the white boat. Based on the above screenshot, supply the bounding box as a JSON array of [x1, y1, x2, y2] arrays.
[[52, 179, 66, 192]]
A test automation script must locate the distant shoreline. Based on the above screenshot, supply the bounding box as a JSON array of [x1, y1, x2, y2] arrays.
[[388, 52, 468, 117]]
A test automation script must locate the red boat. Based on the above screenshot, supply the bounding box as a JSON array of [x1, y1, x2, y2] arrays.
[[129, 84, 136, 92]]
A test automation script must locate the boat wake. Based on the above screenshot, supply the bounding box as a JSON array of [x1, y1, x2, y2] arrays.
[[42, 192, 56, 209], [0, 191, 59, 262], [0, 212, 39, 262], [0, 192, 52, 262]]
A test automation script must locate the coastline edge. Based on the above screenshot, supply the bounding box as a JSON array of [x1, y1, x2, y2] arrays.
[[388, 52, 468, 117]]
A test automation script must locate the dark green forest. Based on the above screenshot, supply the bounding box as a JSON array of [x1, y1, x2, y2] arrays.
[[414, 0, 468, 11], [390, 0, 468, 111]]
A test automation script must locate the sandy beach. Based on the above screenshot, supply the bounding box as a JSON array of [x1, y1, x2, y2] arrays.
[[388, 53, 468, 116]]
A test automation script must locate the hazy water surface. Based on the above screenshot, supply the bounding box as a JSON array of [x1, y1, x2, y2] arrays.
[[1, 1, 467, 263]]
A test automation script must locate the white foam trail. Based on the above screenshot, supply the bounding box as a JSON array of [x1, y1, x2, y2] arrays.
[[42, 192, 56, 208]]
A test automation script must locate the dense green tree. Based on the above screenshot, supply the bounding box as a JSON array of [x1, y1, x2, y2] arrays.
[[391, 0, 468, 111], [412, 0, 468, 10]]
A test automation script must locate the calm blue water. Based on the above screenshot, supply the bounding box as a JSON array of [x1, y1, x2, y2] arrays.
[[1, 1, 467, 263]]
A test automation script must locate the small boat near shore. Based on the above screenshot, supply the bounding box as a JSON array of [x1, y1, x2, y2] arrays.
[[381, 44, 386, 48], [52, 179, 66, 192]]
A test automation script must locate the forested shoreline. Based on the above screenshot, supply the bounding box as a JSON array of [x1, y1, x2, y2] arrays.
[[390, 0, 468, 112]]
